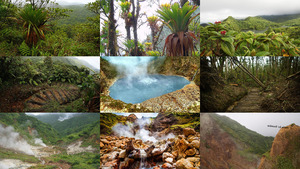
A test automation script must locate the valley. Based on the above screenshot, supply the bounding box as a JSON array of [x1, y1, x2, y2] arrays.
[[0, 113, 100, 169]]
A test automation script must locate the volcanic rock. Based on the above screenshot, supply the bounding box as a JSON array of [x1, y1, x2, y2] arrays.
[[162, 162, 173, 169], [258, 124, 300, 169], [127, 114, 137, 122], [175, 158, 194, 169], [119, 150, 126, 159], [162, 152, 174, 161], [185, 148, 196, 156], [191, 140, 200, 149], [165, 157, 174, 164], [174, 135, 190, 159], [183, 128, 196, 137], [139, 83, 200, 113]]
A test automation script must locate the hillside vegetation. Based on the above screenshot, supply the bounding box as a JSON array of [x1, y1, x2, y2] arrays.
[[201, 14, 300, 56], [210, 114, 274, 155], [0, 113, 100, 168]]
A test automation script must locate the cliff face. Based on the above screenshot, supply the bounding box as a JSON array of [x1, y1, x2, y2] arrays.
[[258, 124, 300, 169], [200, 114, 270, 169]]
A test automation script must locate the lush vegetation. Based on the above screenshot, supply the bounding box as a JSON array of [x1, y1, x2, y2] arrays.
[[210, 113, 274, 155], [47, 152, 100, 169], [0, 113, 100, 168], [100, 0, 200, 56], [201, 57, 300, 112], [200, 16, 300, 56], [0, 0, 99, 56], [33, 113, 99, 137], [0, 113, 59, 144], [100, 113, 126, 134], [0, 56, 100, 112]]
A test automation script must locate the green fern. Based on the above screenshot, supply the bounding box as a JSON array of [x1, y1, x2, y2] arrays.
[[19, 41, 31, 56]]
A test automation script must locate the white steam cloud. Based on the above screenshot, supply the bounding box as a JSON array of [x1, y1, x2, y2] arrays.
[[0, 125, 34, 155], [34, 138, 46, 147], [103, 57, 165, 86], [58, 113, 76, 121], [112, 117, 175, 143]]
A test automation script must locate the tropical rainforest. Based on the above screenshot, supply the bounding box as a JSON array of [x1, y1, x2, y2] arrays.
[[201, 56, 300, 112], [200, 14, 300, 56], [0, 0, 99, 56], [0, 113, 100, 169], [100, 0, 200, 56], [0, 56, 100, 112]]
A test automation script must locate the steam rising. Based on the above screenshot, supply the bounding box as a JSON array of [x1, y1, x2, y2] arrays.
[[34, 138, 46, 147], [112, 117, 175, 143], [102, 56, 165, 86], [58, 113, 76, 121], [0, 125, 34, 155]]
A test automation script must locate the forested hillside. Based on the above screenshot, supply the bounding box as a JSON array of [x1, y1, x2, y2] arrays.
[[0, 0, 99, 56], [0, 57, 100, 112], [0, 113, 100, 169], [32, 113, 100, 137]]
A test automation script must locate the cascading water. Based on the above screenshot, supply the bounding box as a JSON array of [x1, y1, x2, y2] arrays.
[[102, 56, 190, 104], [139, 149, 147, 169]]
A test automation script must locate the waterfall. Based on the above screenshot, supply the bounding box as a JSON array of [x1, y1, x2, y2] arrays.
[[139, 149, 147, 169]]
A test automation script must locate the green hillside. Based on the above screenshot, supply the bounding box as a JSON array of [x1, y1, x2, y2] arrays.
[[63, 120, 100, 147], [51, 113, 99, 136], [29, 113, 100, 147], [0, 113, 59, 144], [55, 5, 96, 25], [260, 13, 300, 23], [283, 17, 300, 26], [24, 57, 99, 72], [223, 16, 280, 31], [210, 114, 274, 155]]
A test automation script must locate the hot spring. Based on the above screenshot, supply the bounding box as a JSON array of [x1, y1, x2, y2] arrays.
[[109, 75, 190, 104], [102, 56, 190, 104]]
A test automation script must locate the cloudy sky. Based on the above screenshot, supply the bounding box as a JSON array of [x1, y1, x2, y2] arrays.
[[217, 113, 300, 137], [55, 0, 94, 5], [201, 0, 300, 23], [75, 57, 100, 70], [113, 113, 158, 118]]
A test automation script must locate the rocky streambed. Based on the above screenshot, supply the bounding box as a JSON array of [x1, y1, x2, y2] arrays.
[[100, 128, 200, 169]]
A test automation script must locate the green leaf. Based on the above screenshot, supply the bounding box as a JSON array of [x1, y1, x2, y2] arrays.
[[221, 37, 234, 44], [256, 51, 270, 56], [221, 41, 235, 56]]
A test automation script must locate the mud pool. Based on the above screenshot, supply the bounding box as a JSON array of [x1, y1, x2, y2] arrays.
[[109, 75, 190, 104]]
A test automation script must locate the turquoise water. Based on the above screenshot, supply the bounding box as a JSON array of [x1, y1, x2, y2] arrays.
[[109, 75, 190, 104]]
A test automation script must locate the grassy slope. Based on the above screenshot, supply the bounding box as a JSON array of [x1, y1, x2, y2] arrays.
[[210, 114, 274, 155]]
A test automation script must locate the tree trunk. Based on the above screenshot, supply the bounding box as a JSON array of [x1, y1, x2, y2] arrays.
[[108, 0, 117, 56], [180, 0, 188, 7], [131, 0, 139, 56]]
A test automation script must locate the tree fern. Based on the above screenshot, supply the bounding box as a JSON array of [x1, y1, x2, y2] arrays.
[[19, 41, 31, 56]]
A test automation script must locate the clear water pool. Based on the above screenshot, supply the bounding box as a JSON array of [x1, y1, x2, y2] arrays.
[[109, 75, 190, 104]]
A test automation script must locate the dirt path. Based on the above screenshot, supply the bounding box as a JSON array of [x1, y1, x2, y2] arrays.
[[229, 88, 264, 112]]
